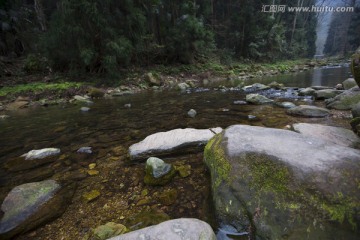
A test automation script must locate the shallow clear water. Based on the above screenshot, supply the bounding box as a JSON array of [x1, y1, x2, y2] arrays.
[[0, 65, 354, 239]]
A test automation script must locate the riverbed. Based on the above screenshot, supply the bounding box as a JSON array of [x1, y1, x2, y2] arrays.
[[0, 65, 354, 239]]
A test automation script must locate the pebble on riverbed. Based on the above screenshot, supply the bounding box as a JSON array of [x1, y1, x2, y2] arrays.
[[144, 157, 176, 186], [187, 109, 197, 118]]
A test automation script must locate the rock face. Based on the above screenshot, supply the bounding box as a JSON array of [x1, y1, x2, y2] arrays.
[[204, 125, 360, 239], [108, 218, 216, 240], [245, 94, 273, 105], [0, 180, 76, 239], [326, 87, 360, 110], [293, 123, 360, 148], [129, 127, 222, 160], [287, 105, 330, 117]]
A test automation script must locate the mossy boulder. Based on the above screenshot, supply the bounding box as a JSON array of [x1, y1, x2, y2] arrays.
[[0, 180, 76, 239], [351, 48, 360, 87], [204, 125, 360, 239], [325, 87, 360, 110], [88, 87, 105, 98]]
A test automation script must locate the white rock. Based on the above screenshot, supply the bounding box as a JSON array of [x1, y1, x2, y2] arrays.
[[129, 128, 222, 160], [21, 148, 61, 160]]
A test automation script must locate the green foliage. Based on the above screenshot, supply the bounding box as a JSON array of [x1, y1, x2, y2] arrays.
[[23, 54, 48, 73], [166, 16, 215, 63], [0, 82, 83, 97]]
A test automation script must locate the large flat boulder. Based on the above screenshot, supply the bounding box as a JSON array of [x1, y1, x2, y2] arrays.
[[108, 218, 216, 240], [293, 123, 360, 149], [129, 128, 222, 160], [0, 180, 76, 239], [204, 125, 360, 239], [287, 105, 330, 117]]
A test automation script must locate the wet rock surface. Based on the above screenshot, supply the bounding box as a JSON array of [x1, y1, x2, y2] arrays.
[[0, 180, 76, 239], [108, 218, 216, 240], [204, 125, 360, 239]]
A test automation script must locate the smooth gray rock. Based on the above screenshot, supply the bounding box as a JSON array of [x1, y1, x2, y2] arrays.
[[0, 115, 10, 119], [73, 95, 93, 104], [80, 107, 90, 112], [245, 94, 273, 105], [287, 105, 330, 117], [298, 87, 316, 96], [129, 127, 222, 160], [314, 89, 343, 99], [242, 83, 270, 91], [233, 100, 247, 105], [187, 109, 197, 118], [177, 83, 190, 91], [77, 147, 92, 154], [0, 180, 76, 239], [21, 148, 60, 160], [326, 87, 360, 110], [107, 218, 216, 240], [293, 123, 360, 148], [204, 125, 360, 240], [343, 78, 357, 90], [276, 102, 296, 108]]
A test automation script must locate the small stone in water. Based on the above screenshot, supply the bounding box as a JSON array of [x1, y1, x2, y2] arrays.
[[124, 103, 131, 108], [248, 115, 257, 120], [87, 170, 99, 176], [80, 107, 90, 112], [83, 190, 101, 202], [89, 163, 96, 169], [233, 100, 247, 105], [187, 109, 197, 118], [77, 146, 92, 154]]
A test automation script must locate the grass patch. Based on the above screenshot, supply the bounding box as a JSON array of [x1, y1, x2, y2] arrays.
[[0, 82, 84, 97]]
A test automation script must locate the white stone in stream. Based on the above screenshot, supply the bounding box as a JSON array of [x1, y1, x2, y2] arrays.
[[292, 123, 360, 148], [187, 109, 197, 118], [129, 127, 222, 160], [107, 218, 216, 240], [21, 148, 61, 160]]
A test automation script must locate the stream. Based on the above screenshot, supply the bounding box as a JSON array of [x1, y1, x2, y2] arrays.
[[0, 65, 353, 239]]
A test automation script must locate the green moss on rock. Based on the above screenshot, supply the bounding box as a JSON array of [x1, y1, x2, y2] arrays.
[[204, 134, 231, 189], [351, 50, 360, 87]]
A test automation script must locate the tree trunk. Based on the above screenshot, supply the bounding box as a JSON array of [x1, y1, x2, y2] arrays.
[[34, 0, 47, 31]]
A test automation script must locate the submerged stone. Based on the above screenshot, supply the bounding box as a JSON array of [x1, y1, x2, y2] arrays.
[[144, 157, 176, 186], [93, 222, 127, 240], [187, 109, 197, 118]]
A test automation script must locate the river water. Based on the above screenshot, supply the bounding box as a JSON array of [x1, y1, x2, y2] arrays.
[[0, 65, 353, 239]]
